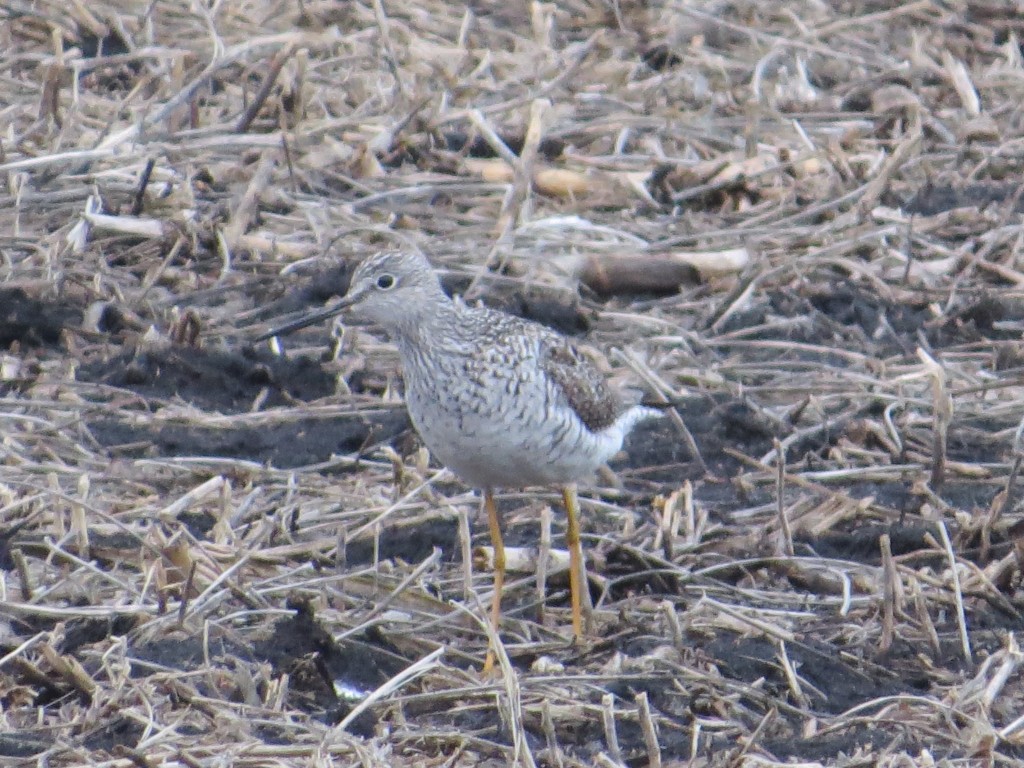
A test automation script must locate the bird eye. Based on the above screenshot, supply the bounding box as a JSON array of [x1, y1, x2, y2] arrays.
[[375, 274, 396, 290]]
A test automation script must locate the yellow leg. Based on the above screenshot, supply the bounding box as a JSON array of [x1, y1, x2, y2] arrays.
[[482, 489, 505, 673], [562, 485, 585, 639]]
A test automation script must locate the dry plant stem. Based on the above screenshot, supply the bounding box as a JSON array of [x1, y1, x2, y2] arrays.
[[856, 111, 923, 215], [356, 549, 443, 634], [983, 455, 1020, 562], [774, 437, 794, 557], [371, 0, 407, 98], [130, 157, 156, 216], [537, 505, 552, 626], [39, 643, 95, 698], [223, 150, 279, 251], [908, 577, 941, 656], [916, 346, 953, 490], [541, 699, 563, 768], [879, 533, 896, 653], [459, 505, 473, 601], [335, 647, 444, 732], [635, 691, 661, 768], [601, 693, 623, 764], [661, 600, 682, 648], [12, 547, 32, 600], [235, 44, 295, 133], [938, 521, 973, 663], [777, 641, 808, 708]]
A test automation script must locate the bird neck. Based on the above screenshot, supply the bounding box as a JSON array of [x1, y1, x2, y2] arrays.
[[389, 288, 458, 349]]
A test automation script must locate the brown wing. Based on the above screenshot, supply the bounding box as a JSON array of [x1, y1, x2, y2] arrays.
[[541, 337, 623, 432]]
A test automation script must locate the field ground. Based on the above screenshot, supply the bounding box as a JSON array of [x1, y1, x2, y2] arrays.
[[3, 1, 1024, 766]]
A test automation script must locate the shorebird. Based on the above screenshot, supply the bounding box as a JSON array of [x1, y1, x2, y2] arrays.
[[256, 250, 658, 669]]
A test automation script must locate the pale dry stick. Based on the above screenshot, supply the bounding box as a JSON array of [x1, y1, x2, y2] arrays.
[[349, 181, 509, 212], [139, 235, 187, 301], [657, 489, 680, 559], [82, 211, 166, 238], [42, 538, 137, 595], [222, 150, 280, 253], [856, 113, 924, 217], [707, 271, 759, 334], [39, 642, 96, 698], [712, 337, 876, 368], [999, 711, 1024, 741], [157, 476, 226, 521], [537, 505, 552, 626], [467, 109, 522, 167], [0, 631, 46, 672], [942, 50, 981, 118], [635, 692, 661, 768], [235, 45, 296, 133], [681, 481, 698, 544], [777, 640, 809, 709], [774, 438, 794, 557], [540, 700, 562, 768], [937, 521, 972, 663], [180, 549, 262, 621], [601, 693, 624, 765], [660, 601, 682, 649], [10, 549, 32, 600], [789, 464, 922, 483], [878, 533, 896, 654], [981, 455, 1019, 562], [699, 597, 798, 642], [457, 600, 539, 768], [909, 577, 941, 657], [762, 417, 851, 467], [370, 0, 407, 98], [983, 633, 1022, 710], [459, 505, 473, 601], [334, 647, 444, 732], [465, 102, 546, 296]]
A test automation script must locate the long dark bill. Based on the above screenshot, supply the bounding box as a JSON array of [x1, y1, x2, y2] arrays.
[[252, 296, 356, 342]]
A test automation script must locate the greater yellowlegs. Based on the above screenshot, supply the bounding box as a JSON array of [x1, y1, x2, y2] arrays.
[[257, 251, 659, 668]]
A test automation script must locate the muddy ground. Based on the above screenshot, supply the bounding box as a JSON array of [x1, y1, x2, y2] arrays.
[[3, 1, 1024, 766]]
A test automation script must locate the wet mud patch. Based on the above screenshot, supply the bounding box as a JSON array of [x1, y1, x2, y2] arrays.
[[343, 516, 460, 566], [250, 599, 406, 735], [715, 282, 1022, 359], [0, 288, 80, 348], [704, 634, 909, 714], [800, 523, 938, 564], [75, 344, 411, 466], [87, 409, 410, 468], [122, 603, 402, 742], [620, 393, 779, 482], [77, 346, 337, 412]]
